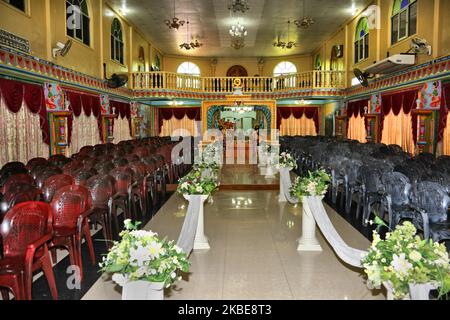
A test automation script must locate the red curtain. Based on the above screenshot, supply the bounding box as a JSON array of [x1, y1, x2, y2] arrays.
[[277, 107, 319, 134], [346, 99, 369, 119], [158, 107, 201, 133], [438, 83, 450, 142]]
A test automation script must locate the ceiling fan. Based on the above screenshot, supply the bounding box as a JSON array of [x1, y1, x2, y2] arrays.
[[353, 68, 374, 87], [103, 63, 129, 89]]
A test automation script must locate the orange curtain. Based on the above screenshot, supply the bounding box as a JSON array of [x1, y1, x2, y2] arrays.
[[381, 109, 415, 154], [280, 115, 317, 136], [443, 114, 450, 156], [347, 114, 366, 143], [160, 116, 197, 137]]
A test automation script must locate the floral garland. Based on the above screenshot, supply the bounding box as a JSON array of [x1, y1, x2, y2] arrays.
[[278, 152, 297, 169], [290, 169, 331, 200], [361, 218, 450, 299], [100, 220, 190, 288]]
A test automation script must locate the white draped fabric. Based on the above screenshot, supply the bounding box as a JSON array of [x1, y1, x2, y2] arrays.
[[114, 117, 132, 143], [176, 195, 206, 256], [0, 98, 49, 167], [69, 112, 101, 155]]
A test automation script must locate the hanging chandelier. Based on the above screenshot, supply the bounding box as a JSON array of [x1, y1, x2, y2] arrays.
[[229, 21, 247, 49], [179, 21, 203, 50], [229, 21, 247, 38], [294, 0, 315, 29], [228, 0, 250, 13], [273, 21, 297, 49], [165, 0, 185, 30]]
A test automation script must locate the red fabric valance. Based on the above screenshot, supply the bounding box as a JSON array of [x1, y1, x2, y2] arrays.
[[276, 107, 319, 134], [346, 99, 369, 119], [158, 107, 201, 133], [379, 89, 418, 143], [0, 78, 24, 113], [0, 78, 49, 145]]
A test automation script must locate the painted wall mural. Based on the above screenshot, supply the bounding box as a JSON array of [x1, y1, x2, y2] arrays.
[[417, 81, 442, 109], [44, 82, 65, 111]]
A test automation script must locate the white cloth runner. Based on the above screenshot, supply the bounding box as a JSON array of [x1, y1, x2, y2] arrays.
[[279, 168, 300, 204], [176, 195, 203, 256], [304, 197, 367, 268], [280, 168, 367, 268]]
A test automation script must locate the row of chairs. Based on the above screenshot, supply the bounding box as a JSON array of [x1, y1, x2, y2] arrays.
[[281, 136, 450, 244], [0, 136, 191, 300]]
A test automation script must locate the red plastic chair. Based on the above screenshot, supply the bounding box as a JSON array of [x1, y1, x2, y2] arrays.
[[49, 185, 94, 282], [26, 158, 48, 172], [72, 169, 97, 187], [85, 174, 116, 248], [0, 201, 57, 300], [42, 174, 74, 203], [1, 185, 42, 216], [109, 168, 134, 238], [34, 166, 63, 189], [1, 173, 34, 195]]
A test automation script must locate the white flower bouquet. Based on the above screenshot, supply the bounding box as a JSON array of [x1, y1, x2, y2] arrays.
[[100, 220, 190, 288], [278, 152, 297, 169], [361, 219, 450, 299], [290, 169, 330, 200]]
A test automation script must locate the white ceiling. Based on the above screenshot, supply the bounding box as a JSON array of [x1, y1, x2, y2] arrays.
[[108, 0, 369, 57]]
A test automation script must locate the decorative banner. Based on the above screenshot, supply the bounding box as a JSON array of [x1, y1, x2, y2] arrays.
[[417, 80, 441, 109], [369, 93, 382, 113], [44, 82, 65, 110], [100, 94, 110, 114]]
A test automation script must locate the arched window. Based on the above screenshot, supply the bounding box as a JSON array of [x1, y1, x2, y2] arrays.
[[354, 18, 369, 64], [66, 0, 90, 46], [111, 18, 124, 64], [177, 62, 201, 75], [391, 0, 417, 45], [273, 61, 297, 76], [273, 62, 297, 90], [177, 62, 200, 89]]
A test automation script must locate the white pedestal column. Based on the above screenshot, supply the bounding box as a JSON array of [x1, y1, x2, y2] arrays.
[[297, 197, 322, 252], [193, 195, 210, 250]]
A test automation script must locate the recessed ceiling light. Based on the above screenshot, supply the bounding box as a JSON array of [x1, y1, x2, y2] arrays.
[[105, 10, 114, 17], [350, 3, 357, 16]]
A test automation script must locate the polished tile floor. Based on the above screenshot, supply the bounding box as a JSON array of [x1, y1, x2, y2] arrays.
[[82, 166, 385, 300]]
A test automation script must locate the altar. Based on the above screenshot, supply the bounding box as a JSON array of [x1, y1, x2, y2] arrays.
[[201, 79, 277, 135]]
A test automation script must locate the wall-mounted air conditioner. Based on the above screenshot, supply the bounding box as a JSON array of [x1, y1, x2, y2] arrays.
[[364, 54, 416, 75]]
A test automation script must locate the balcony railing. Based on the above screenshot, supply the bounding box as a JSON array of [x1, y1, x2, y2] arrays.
[[130, 70, 346, 93]]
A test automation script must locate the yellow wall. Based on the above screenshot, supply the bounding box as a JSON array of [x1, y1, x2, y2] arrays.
[[0, 0, 48, 59], [0, 0, 158, 80], [312, 0, 450, 86]]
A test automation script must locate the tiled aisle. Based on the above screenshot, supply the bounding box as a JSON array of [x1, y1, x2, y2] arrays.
[[82, 188, 385, 300]]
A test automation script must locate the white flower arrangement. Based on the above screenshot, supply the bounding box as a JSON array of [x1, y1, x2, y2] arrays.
[[100, 220, 190, 288], [361, 218, 450, 299], [177, 168, 219, 195], [278, 152, 297, 169], [290, 169, 331, 200]]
